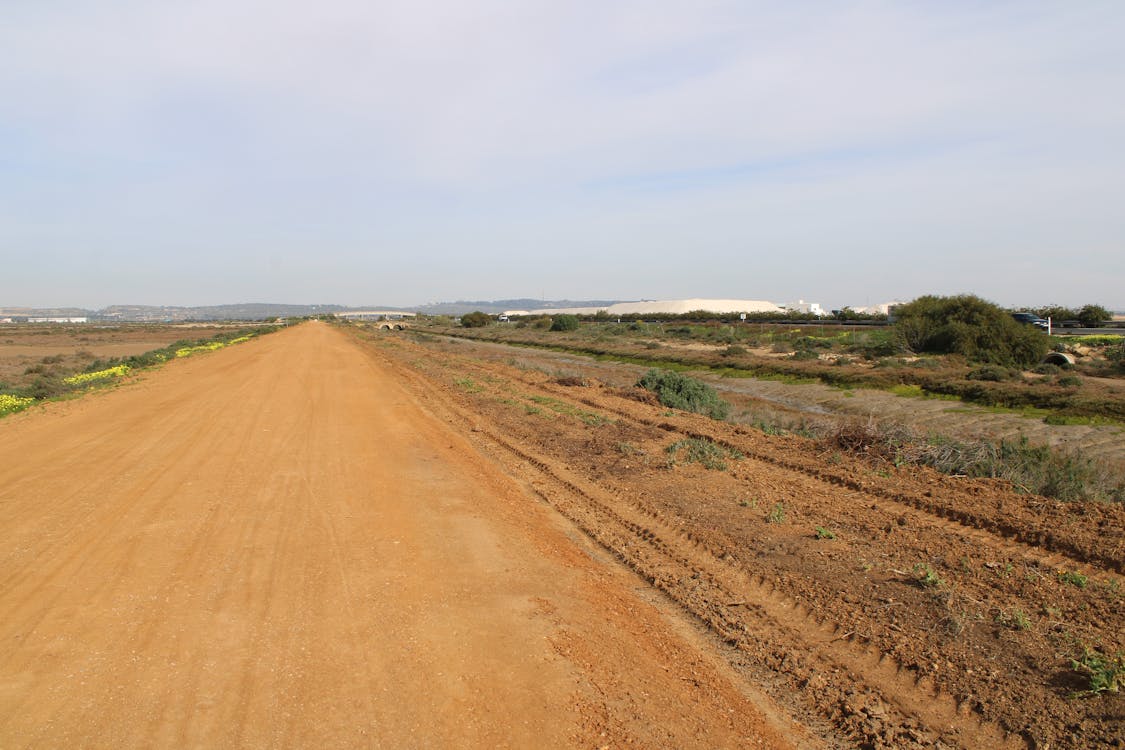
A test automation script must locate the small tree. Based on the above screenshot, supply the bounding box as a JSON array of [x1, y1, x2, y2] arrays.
[[1077, 304, 1111, 328], [550, 314, 579, 332], [460, 311, 491, 328]]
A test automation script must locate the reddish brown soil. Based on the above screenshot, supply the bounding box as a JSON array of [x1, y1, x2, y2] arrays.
[[361, 327, 1123, 749], [0, 322, 801, 749]]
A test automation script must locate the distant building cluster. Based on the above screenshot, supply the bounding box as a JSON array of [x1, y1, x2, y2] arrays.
[[500, 298, 895, 318], [335, 311, 417, 321], [0, 316, 89, 324]]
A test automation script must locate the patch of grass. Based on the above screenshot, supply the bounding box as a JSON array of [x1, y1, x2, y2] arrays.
[[453, 377, 483, 393], [1042, 413, 1123, 427], [888, 383, 959, 401], [814, 526, 836, 539], [1058, 570, 1089, 589], [749, 418, 787, 436], [1068, 335, 1121, 346], [913, 563, 944, 588], [996, 608, 1032, 631], [1070, 646, 1123, 696], [765, 502, 786, 524], [528, 395, 611, 426], [665, 438, 740, 470]]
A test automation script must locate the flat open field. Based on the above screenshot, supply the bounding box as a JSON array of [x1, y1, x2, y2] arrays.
[[0, 324, 232, 391], [1, 321, 1121, 748]]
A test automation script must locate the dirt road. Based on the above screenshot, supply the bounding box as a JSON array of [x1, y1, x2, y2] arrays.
[[0, 322, 798, 748]]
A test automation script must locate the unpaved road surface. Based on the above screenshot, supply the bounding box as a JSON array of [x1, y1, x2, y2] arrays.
[[0, 322, 798, 748]]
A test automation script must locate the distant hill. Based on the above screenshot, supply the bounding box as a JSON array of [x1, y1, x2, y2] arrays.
[[0, 303, 357, 322], [97, 303, 356, 322]]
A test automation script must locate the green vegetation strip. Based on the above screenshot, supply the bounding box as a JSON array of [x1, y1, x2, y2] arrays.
[[430, 327, 1125, 422], [0, 325, 276, 418]]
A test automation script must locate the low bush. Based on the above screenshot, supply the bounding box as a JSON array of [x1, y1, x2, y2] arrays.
[[20, 375, 71, 400], [822, 421, 1121, 503], [967, 365, 1017, 382], [637, 369, 730, 420], [794, 336, 832, 350], [550, 314, 580, 332], [529, 316, 553, 330], [460, 311, 491, 328]]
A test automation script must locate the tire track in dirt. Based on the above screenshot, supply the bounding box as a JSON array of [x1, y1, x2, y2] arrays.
[[374, 339, 1027, 750], [500, 365, 1123, 577]]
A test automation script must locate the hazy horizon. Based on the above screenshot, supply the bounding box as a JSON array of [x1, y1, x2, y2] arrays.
[[3, 2, 1123, 310]]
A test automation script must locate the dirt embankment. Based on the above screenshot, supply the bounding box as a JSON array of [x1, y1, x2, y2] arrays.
[[0, 321, 801, 749], [361, 328, 1123, 750]]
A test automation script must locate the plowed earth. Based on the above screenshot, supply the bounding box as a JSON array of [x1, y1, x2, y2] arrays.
[[0, 321, 801, 748], [362, 328, 1122, 749]]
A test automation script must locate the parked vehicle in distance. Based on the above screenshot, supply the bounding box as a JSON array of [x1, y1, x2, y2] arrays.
[[1011, 312, 1049, 330]]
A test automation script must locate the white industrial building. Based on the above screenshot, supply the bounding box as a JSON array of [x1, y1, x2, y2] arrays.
[[785, 300, 828, 316], [505, 298, 789, 317]]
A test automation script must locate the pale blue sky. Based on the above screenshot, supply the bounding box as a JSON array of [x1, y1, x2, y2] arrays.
[[2, 1, 1123, 310]]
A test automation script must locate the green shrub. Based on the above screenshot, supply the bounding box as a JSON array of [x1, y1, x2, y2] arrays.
[[967, 365, 1016, 382], [549, 314, 579, 332], [460, 311, 491, 328], [794, 336, 832, 350], [1109, 341, 1125, 373], [637, 369, 730, 420], [20, 375, 71, 400], [893, 294, 1048, 367]]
